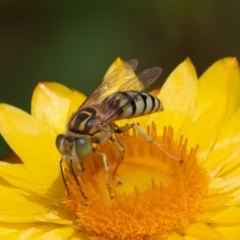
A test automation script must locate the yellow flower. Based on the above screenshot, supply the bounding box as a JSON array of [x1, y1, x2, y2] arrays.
[[1, 57, 240, 240]]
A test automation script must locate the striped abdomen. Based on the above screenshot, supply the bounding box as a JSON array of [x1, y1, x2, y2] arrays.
[[103, 91, 163, 120]]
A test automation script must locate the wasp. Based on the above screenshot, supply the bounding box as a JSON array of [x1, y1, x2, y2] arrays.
[[56, 59, 181, 198]]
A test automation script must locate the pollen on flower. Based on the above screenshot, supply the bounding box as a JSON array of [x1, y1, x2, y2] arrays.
[[63, 123, 208, 240]]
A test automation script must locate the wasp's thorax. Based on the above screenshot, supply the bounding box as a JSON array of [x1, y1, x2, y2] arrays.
[[68, 106, 104, 134], [67, 106, 112, 143]]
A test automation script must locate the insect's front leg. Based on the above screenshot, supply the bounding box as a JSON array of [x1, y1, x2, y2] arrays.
[[60, 157, 70, 195], [93, 149, 114, 199], [60, 156, 88, 199]]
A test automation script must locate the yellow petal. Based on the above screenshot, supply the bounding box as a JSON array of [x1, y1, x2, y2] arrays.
[[209, 207, 240, 223], [31, 82, 73, 134], [0, 164, 40, 191], [199, 195, 230, 213], [187, 93, 228, 159], [35, 226, 84, 240], [185, 223, 224, 240], [212, 224, 240, 240], [0, 185, 72, 224], [0, 104, 60, 188], [168, 232, 185, 240], [208, 176, 240, 194], [151, 58, 198, 138], [204, 107, 240, 174], [0, 223, 81, 240], [0, 164, 62, 198], [0, 222, 41, 239], [227, 188, 240, 205], [196, 57, 240, 119], [184, 237, 198, 240]]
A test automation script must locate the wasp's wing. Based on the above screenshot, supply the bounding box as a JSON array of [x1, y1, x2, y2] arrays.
[[78, 59, 139, 109], [75, 59, 162, 124], [100, 66, 162, 123]]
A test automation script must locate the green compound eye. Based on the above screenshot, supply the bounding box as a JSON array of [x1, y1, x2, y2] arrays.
[[75, 137, 92, 159], [55, 134, 65, 154]]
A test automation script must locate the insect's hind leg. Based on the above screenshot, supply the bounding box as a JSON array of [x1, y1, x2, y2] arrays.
[[116, 123, 182, 162], [109, 136, 125, 186]]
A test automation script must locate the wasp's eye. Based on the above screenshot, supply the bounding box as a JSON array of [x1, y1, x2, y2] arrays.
[[56, 134, 65, 154], [75, 137, 92, 159]]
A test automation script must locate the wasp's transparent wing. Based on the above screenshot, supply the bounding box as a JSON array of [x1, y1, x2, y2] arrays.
[[100, 66, 162, 123], [78, 59, 139, 109], [75, 59, 162, 124]]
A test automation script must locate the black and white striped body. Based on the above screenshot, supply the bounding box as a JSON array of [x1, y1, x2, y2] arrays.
[[103, 91, 163, 120], [67, 91, 163, 143]]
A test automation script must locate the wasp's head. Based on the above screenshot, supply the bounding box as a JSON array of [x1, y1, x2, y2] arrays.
[[56, 134, 93, 160]]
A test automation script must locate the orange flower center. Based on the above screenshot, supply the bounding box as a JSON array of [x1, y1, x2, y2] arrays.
[[63, 124, 208, 240]]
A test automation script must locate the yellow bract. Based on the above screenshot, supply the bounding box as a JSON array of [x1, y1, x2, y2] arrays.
[[31, 82, 73, 134], [196, 58, 240, 119], [152, 58, 198, 139]]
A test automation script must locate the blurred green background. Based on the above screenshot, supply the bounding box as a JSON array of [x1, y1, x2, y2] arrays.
[[1, 0, 240, 156]]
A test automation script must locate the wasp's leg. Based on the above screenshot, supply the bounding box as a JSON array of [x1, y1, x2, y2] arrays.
[[70, 159, 88, 199], [117, 123, 182, 162], [109, 136, 124, 185], [94, 149, 114, 199], [60, 157, 88, 199], [113, 123, 132, 134], [60, 157, 70, 196]]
